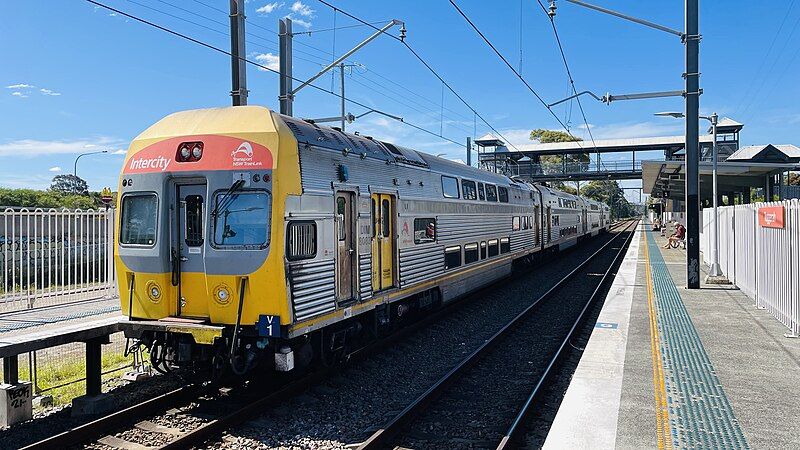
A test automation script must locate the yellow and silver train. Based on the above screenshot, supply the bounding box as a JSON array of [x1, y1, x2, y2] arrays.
[[115, 106, 610, 375]]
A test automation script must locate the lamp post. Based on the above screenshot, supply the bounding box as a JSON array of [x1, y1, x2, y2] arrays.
[[74, 150, 108, 177], [656, 111, 728, 283]]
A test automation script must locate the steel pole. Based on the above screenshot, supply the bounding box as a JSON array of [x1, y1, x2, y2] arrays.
[[340, 63, 346, 131], [684, 0, 701, 289], [279, 18, 293, 115], [229, 0, 248, 106], [708, 113, 723, 277]]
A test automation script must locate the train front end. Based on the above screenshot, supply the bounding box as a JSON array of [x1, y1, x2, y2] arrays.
[[115, 106, 300, 374]]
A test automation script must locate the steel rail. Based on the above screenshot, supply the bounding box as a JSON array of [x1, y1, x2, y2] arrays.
[[357, 220, 638, 449], [495, 220, 639, 449], [21, 384, 203, 450]]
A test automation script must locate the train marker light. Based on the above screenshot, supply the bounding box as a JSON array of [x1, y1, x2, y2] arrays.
[[176, 142, 204, 162], [192, 144, 203, 159]]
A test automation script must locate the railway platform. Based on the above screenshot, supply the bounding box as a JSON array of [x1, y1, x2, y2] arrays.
[[1, 297, 121, 426], [544, 222, 800, 449]]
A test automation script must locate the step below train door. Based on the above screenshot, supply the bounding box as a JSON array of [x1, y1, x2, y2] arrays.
[[335, 191, 357, 303], [175, 183, 206, 317], [371, 193, 396, 292]]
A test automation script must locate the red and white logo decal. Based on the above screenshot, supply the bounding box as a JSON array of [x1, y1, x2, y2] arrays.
[[123, 135, 273, 174]]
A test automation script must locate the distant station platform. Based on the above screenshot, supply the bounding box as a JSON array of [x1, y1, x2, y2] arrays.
[[0, 297, 119, 336], [544, 222, 800, 449]]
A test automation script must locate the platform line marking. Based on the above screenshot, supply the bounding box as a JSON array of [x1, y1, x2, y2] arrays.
[[644, 231, 673, 450]]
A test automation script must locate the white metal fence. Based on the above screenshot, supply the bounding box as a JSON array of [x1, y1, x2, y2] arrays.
[[1, 208, 116, 312], [701, 200, 800, 335]]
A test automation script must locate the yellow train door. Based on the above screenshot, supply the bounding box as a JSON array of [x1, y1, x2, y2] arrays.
[[371, 193, 395, 291]]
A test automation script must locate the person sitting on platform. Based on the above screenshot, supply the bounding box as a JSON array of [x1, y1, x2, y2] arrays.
[[664, 221, 685, 249]]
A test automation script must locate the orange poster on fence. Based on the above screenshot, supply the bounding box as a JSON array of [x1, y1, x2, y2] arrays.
[[758, 205, 785, 229]]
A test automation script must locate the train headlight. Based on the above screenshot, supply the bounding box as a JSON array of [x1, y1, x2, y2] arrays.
[[180, 145, 191, 159], [146, 281, 162, 303], [214, 285, 231, 305], [192, 144, 203, 159]]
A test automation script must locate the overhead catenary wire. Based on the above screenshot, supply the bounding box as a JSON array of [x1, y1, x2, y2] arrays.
[[315, 0, 523, 152], [446, 0, 585, 149], [84, 0, 464, 147]]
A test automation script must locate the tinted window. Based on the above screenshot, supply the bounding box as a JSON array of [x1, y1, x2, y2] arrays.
[[287, 221, 316, 260], [120, 194, 157, 246], [445, 246, 462, 269], [513, 216, 520, 231], [480, 241, 487, 259], [478, 183, 486, 201], [414, 218, 436, 244], [488, 239, 499, 257], [382, 199, 391, 237], [500, 237, 511, 254], [213, 191, 271, 247], [442, 176, 460, 198], [464, 243, 479, 264], [185, 194, 203, 247], [486, 185, 498, 202], [462, 180, 477, 200], [498, 187, 509, 203]]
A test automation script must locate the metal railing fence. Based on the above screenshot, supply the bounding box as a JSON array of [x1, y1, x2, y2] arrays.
[[701, 200, 800, 335], [1, 207, 116, 312]]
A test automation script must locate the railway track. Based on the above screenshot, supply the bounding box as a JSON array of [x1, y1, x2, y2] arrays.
[[20, 221, 634, 450], [357, 220, 638, 450]]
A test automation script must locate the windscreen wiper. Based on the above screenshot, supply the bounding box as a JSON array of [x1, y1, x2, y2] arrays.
[[211, 179, 245, 218]]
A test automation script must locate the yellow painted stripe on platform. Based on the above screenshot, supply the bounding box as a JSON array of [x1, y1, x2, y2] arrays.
[[643, 230, 673, 450]]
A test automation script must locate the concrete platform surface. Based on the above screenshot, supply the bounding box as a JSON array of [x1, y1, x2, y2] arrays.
[[544, 223, 800, 449]]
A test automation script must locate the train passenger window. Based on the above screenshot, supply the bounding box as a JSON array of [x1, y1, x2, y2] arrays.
[[498, 187, 509, 203], [185, 195, 204, 247], [462, 180, 477, 200], [480, 241, 487, 259], [287, 221, 316, 260], [213, 191, 271, 247], [120, 194, 158, 246], [513, 216, 520, 231], [442, 176, 460, 198], [478, 183, 486, 201], [488, 239, 499, 257], [464, 243, 479, 264], [444, 246, 462, 269], [552, 215, 560, 226], [500, 237, 511, 254], [381, 199, 391, 237], [522, 216, 528, 230], [414, 218, 436, 244], [337, 197, 347, 241], [486, 185, 498, 202]]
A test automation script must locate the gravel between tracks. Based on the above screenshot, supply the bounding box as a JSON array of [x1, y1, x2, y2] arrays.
[[204, 228, 629, 450]]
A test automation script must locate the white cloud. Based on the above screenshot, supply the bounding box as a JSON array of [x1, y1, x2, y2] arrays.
[[112, 149, 127, 155], [0, 137, 125, 157], [40, 88, 61, 96], [287, 15, 312, 28], [48, 166, 62, 172], [253, 52, 280, 71], [6, 84, 35, 89], [290, 1, 314, 16], [256, 2, 281, 14], [11, 91, 27, 98]]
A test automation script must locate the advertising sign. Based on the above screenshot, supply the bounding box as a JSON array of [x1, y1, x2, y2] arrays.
[[758, 205, 785, 229]]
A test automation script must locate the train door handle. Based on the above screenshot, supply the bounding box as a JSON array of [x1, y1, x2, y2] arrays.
[[180, 256, 189, 262]]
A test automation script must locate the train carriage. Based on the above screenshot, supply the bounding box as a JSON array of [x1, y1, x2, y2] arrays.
[[115, 106, 607, 375]]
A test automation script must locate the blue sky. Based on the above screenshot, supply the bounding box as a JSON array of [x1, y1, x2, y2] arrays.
[[1, 0, 799, 203]]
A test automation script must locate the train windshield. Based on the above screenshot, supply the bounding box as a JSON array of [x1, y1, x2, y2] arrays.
[[120, 194, 158, 246], [213, 191, 271, 247]]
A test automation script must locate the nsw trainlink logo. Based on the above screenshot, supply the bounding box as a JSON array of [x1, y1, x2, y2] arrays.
[[128, 155, 171, 172], [231, 141, 263, 168]]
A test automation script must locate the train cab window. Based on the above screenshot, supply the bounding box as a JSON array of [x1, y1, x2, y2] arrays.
[[462, 180, 477, 200], [498, 187, 509, 203], [513, 216, 520, 231], [185, 195, 204, 247], [478, 183, 486, 201], [120, 194, 158, 246], [488, 239, 499, 257], [213, 191, 271, 247], [287, 221, 317, 260], [486, 185, 498, 202], [442, 176, 460, 198], [500, 237, 511, 254], [445, 246, 462, 269], [381, 199, 391, 237], [414, 218, 436, 244], [464, 243, 479, 264], [480, 241, 487, 259]]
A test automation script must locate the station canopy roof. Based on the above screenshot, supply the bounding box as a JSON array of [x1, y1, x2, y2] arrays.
[[483, 134, 715, 156], [727, 144, 800, 162]]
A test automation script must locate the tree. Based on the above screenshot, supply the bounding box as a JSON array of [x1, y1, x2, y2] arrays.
[[581, 180, 637, 219], [529, 129, 589, 191], [50, 174, 89, 196], [0, 188, 97, 209], [529, 129, 582, 143]]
